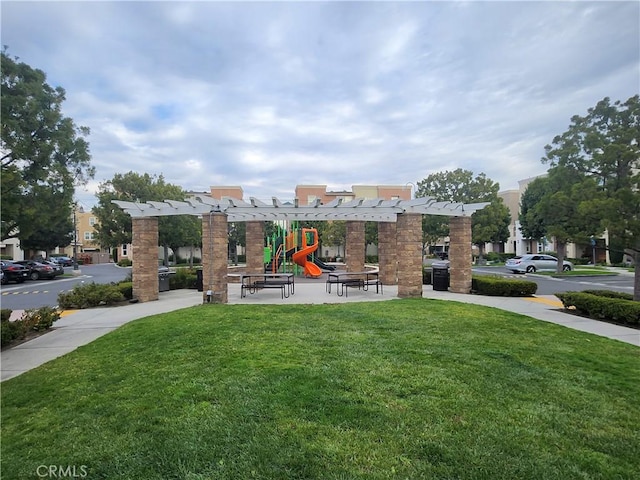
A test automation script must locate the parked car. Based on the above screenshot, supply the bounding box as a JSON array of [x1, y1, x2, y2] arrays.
[[1, 261, 29, 284], [51, 256, 73, 267], [41, 260, 64, 277], [15, 260, 58, 280], [505, 254, 573, 274]]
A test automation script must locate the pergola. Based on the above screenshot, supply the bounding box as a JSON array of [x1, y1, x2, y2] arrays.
[[113, 195, 488, 303]]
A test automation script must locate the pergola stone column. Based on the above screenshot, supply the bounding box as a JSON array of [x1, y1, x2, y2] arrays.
[[202, 211, 229, 303], [245, 221, 265, 274], [132, 217, 159, 303], [345, 221, 365, 272], [378, 222, 397, 285], [396, 213, 423, 298], [449, 216, 472, 294]]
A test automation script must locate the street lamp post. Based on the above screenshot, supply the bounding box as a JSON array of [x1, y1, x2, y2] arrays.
[[72, 204, 80, 274]]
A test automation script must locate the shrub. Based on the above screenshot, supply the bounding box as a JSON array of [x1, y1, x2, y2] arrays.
[[20, 306, 61, 331], [1, 320, 25, 347], [1, 306, 61, 347], [555, 291, 640, 326], [422, 267, 432, 285], [117, 258, 132, 267], [118, 281, 133, 300], [58, 282, 125, 309], [472, 275, 537, 296], [1, 309, 12, 322], [170, 268, 197, 289], [581, 289, 634, 301]]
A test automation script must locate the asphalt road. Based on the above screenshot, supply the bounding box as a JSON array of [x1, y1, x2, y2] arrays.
[[1, 264, 634, 311], [473, 266, 635, 295], [0, 263, 131, 311]]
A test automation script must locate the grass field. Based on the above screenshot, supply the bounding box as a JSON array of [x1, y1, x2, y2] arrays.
[[2, 299, 639, 479]]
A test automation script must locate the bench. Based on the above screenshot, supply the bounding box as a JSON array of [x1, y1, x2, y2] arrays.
[[240, 273, 294, 299], [326, 272, 380, 297]]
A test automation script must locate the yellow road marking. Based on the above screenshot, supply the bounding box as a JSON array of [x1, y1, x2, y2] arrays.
[[59, 310, 78, 317], [525, 297, 564, 307]]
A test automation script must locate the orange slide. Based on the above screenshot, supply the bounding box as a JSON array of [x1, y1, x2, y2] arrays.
[[291, 228, 323, 278]]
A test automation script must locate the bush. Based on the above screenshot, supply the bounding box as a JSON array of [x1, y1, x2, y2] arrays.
[[555, 291, 639, 326], [1, 319, 25, 347], [1, 306, 60, 347], [472, 275, 537, 296], [1, 309, 12, 322], [118, 281, 133, 300], [422, 267, 432, 285], [581, 289, 634, 301], [170, 268, 197, 289], [117, 258, 132, 267], [58, 282, 125, 309], [21, 306, 61, 331]]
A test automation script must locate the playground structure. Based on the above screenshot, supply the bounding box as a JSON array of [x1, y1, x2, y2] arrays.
[[264, 223, 334, 278], [114, 195, 488, 303]]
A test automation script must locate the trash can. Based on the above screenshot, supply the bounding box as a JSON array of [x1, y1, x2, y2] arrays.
[[432, 263, 450, 291], [196, 269, 203, 292], [158, 266, 171, 292]]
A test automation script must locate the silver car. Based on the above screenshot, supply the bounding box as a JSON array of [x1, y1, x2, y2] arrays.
[[505, 254, 573, 273]]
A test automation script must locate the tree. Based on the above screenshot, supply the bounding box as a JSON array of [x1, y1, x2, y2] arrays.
[[324, 221, 346, 259], [20, 185, 74, 255], [227, 222, 245, 265], [1, 49, 94, 246], [542, 95, 640, 296], [519, 177, 551, 241], [416, 169, 510, 257], [93, 172, 200, 261]]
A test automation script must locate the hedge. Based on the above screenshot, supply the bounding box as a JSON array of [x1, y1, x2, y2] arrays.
[[58, 282, 125, 309], [1, 306, 61, 347], [555, 291, 639, 327], [472, 275, 537, 297]]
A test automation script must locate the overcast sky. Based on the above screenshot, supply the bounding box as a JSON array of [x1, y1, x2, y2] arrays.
[[2, 1, 639, 208]]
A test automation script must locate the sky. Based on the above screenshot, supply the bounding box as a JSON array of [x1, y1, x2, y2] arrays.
[[2, 1, 639, 209]]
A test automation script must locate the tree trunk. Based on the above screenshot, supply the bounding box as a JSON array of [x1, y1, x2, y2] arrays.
[[556, 241, 567, 274], [163, 245, 169, 266]]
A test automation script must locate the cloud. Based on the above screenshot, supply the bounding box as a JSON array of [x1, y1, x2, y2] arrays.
[[1, 0, 638, 207]]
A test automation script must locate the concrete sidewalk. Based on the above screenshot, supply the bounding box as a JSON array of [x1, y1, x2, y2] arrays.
[[2, 284, 638, 382]]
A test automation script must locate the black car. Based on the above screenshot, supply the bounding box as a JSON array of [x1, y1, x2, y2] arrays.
[[41, 260, 65, 277], [0, 261, 29, 284], [15, 260, 57, 280]]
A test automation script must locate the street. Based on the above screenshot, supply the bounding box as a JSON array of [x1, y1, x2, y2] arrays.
[[0, 263, 131, 311], [473, 266, 635, 296], [2, 263, 635, 311]]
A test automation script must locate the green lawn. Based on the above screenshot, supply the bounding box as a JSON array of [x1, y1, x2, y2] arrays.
[[2, 299, 639, 479], [539, 266, 619, 276]]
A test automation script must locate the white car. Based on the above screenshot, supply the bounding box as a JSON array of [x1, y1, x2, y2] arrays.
[[505, 254, 573, 273]]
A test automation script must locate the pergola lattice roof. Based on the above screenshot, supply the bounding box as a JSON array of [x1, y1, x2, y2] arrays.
[[113, 195, 488, 222], [113, 196, 488, 222]]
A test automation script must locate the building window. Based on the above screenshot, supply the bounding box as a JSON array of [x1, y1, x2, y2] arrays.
[[84, 232, 94, 241], [537, 242, 543, 253], [89, 217, 96, 226], [122, 244, 128, 256]]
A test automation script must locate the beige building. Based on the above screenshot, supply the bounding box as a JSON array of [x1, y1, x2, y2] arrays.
[[496, 176, 609, 262], [295, 184, 411, 205]]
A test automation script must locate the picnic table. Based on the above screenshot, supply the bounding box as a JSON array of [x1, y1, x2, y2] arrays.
[[325, 271, 382, 297], [236, 273, 295, 299]]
